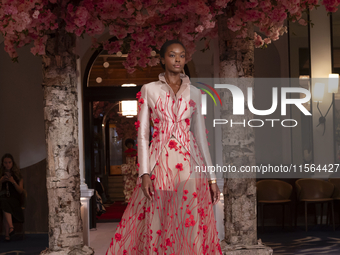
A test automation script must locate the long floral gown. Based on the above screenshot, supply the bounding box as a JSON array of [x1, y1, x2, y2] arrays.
[[106, 73, 222, 255]]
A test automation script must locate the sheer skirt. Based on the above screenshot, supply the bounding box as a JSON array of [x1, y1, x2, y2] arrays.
[[106, 136, 222, 255]]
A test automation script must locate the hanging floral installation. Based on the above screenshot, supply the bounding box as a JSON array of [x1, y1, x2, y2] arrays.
[[1, 0, 339, 72]]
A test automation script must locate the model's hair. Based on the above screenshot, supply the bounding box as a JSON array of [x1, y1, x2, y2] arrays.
[[125, 138, 135, 147], [159, 40, 186, 70], [0, 153, 22, 183]]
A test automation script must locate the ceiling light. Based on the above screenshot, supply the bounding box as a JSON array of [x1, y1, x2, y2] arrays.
[[120, 101, 137, 116], [96, 77, 103, 83], [121, 84, 137, 87], [103, 61, 110, 68]]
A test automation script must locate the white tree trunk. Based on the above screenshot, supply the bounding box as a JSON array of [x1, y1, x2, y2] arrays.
[[218, 13, 257, 246], [40, 31, 93, 254]]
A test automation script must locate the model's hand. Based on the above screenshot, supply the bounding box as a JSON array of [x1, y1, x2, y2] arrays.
[[209, 183, 220, 205], [141, 174, 154, 200]]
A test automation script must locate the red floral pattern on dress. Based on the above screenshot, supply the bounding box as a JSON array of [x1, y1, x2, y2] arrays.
[[139, 98, 144, 104], [115, 233, 122, 241], [189, 99, 196, 107], [185, 118, 190, 125], [168, 140, 178, 150], [107, 110, 222, 255], [175, 163, 183, 171], [152, 130, 159, 138], [134, 120, 140, 131], [136, 91, 141, 99]]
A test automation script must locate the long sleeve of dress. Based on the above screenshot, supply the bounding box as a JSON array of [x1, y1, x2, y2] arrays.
[[137, 85, 150, 177], [192, 88, 217, 181]]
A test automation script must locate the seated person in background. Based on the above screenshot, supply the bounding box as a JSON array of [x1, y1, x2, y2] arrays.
[[0, 153, 24, 241], [121, 138, 138, 204], [95, 176, 108, 204]]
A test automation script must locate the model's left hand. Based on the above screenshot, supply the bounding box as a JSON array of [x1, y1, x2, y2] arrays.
[[209, 183, 220, 205]]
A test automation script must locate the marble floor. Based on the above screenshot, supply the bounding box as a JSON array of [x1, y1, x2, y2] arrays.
[[90, 222, 119, 255]]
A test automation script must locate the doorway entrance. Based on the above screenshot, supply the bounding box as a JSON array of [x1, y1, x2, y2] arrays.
[[83, 49, 164, 228]]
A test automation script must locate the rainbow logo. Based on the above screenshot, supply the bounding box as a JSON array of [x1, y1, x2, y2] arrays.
[[196, 82, 222, 106]]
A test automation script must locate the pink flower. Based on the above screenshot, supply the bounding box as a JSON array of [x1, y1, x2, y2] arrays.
[[74, 7, 89, 27], [156, 230, 162, 235], [298, 19, 307, 26], [195, 25, 204, 33], [153, 118, 160, 124], [139, 98, 144, 104], [264, 38, 271, 44], [32, 10, 40, 19], [183, 196, 187, 201], [254, 32, 264, 48], [184, 190, 188, 194], [150, 175, 155, 180], [185, 118, 190, 125]]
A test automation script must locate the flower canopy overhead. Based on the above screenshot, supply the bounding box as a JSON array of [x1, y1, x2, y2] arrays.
[[1, 0, 338, 73]]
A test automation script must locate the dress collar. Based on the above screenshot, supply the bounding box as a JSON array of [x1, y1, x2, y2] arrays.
[[158, 72, 190, 86], [158, 72, 190, 98]]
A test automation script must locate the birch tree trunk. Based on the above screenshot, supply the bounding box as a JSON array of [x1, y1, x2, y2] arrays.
[[218, 12, 272, 254], [40, 31, 93, 254]]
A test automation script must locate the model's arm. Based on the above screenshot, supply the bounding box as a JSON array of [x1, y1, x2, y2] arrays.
[[192, 88, 217, 181], [137, 85, 150, 177]]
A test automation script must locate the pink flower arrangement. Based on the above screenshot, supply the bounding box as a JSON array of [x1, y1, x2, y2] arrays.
[[0, 0, 338, 69]]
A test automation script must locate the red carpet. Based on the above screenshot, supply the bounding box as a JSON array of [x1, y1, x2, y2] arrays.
[[97, 202, 127, 220]]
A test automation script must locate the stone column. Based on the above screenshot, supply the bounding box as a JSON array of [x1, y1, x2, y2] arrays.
[[217, 12, 272, 255]]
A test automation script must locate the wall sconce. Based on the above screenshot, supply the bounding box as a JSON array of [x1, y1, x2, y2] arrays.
[[313, 74, 339, 135], [329, 73, 339, 93], [119, 100, 137, 116]]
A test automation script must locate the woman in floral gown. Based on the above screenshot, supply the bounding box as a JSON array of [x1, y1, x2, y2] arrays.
[[106, 40, 222, 255]]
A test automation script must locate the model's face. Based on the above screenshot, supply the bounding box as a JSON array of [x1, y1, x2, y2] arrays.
[[162, 44, 186, 73], [3, 158, 13, 170]]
